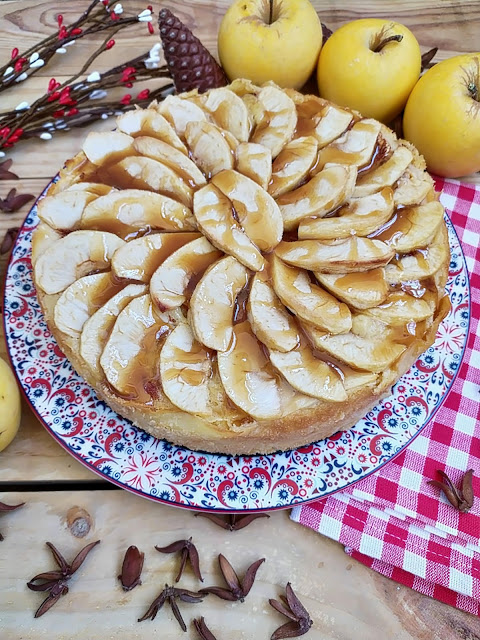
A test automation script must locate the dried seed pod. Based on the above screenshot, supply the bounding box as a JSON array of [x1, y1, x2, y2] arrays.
[[118, 545, 144, 591]]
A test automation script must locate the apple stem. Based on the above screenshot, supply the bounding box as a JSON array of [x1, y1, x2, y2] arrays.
[[468, 82, 478, 102], [269, 0, 273, 25], [372, 34, 403, 53]]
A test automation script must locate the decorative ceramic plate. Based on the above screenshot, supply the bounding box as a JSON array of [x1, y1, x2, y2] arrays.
[[4, 182, 470, 512]]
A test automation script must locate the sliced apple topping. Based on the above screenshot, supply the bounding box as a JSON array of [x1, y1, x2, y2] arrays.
[[385, 226, 449, 283], [376, 201, 444, 253], [104, 157, 193, 207], [158, 95, 209, 136], [235, 142, 272, 190], [315, 119, 382, 171], [202, 87, 251, 142], [193, 184, 264, 271], [53, 272, 125, 338], [247, 273, 299, 353], [112, 232, 201, 282], [271, 256, 351, 334], [185, 121, 235, 176], [269, 337, 347, 402], [150, 237, 223, 310], [302, 323, 406, 373], [160, 323, 213, 416], [251, 86, 297, 158], [81, 189, 196, 237], [80, 283, 147, 373], [313, 104, 354, 147], [211, 169, 283, 251], [275, 237, 394, 273], [394, 164, 434, 207], [116, 108, 188, 153], [298, 188, 394, 240], [190, 256, 249, 352], [31, 223, 61, 267], [82, 131, 135, 166], [132, 136, 207, 187], [66, 183, 113, 196], [268, 136, 318, 198], [315, 269, 388, 310], [354, 146, 414, 197], [340, 366, 378, 392], [277, 164, 357, 231], [35, 230, 125, 295], [38, 190, 99, 231], [365, 291, 433, 326], [100, 293, 180, 400]]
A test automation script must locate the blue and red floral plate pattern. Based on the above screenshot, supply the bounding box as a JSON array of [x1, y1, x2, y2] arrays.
[[4, 184, 470, 512]]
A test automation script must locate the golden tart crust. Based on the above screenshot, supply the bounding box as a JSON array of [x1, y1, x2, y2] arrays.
[[32, 80, 450, 454]]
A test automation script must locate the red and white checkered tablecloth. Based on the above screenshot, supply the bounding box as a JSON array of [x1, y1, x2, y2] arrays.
[[291, 178, 480, 615]]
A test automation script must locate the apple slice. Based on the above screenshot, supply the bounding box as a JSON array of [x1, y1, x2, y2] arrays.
[[66, 183, 113, 196], [82, 131, 135, 166], [81, 189, 196, 236], [354, 146, 414, 197], [104, 156, 193, 207], [313, 103, 354, 147], [302, 323, 406, 373], [150, 237, 223, 310], [202, 87, 251, 142], [385, 226, 449, 283], [275, 237, 394, 273], [53, 272, 125, 338], [189, 256, 249, 352], [251, 86, 297, 158], [160, 323, 220, 416], [365, 291, 433, 326], [247, 273, 300, 353], [34, 230, 125, 295], [268, 136, 318, 198], [315, 269, 388, 310], [31, 223, 61, 267], [116, 108, 188, 153], [132, 136, 207, 187], [193, 184, 264, 271], [235, 142, 272, 190], [376, 200, 444, 253], [298, 188, 394, 240], [394, 164, 434, 206], [112, 232, 200, 282], [184, 121, 235, 177], [277, 164, 357, 231], [158, 94, 209, 136], [341, 365, 378, 392], [269, 338, 347, 401], [80, 283, 147, 373], [271, 255, 352, 334], [211, 169, 283, 251], [315, 119, 382, 171], [37, 190, 100, 231]]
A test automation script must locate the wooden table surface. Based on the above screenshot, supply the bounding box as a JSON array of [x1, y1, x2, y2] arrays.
[[1, 1, 479, 638]]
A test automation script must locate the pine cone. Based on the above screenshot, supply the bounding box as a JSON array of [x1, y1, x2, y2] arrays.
[[158, 8, 228, 94]]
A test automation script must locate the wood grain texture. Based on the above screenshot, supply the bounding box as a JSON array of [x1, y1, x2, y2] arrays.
[[1, 491, 480, 640]]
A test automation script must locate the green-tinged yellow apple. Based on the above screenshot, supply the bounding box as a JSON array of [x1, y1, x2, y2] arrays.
[[403, 53, 480, 177], [217, 0, 323, 90], [317, 18, 421, 123]]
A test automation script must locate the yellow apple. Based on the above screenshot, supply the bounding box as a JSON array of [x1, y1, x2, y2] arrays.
[[317, 18, 421, 123], [0, 357, 21, 452], [403, 53, 480, 177], [217, 0, 323, 90]]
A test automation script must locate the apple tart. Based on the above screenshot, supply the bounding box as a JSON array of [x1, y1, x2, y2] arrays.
[[32, 80, 450, 454]]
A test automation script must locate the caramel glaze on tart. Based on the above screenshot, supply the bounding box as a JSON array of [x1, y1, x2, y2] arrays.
[[32, 80, 451, 454]]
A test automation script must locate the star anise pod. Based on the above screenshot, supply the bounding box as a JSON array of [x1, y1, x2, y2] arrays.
[[155, 536, 203, 582], [269, 582, 313, 639], [27, 540, 100, 617], [193, 616, 219, 640], [200, 554, 264, 602], [1, 227, 20, 254], [428, 468, 475, 513], [421, 47, 438, 71], [194, 512, 270, 531], [0, 500, 25, 541], [0, 159, 19, 180], [118, 545, 144, 591], [0, 188, 34, 213], [138, 583, 204, 631], [321, 22, 333, 43]]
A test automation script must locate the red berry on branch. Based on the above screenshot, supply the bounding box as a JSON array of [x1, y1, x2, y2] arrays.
[[110, 11, 119, 21], [120, 94, 132, 105], [11, 48, 19, 59], [105, 39, 115, 50], [70, 28, 83, 36], [67, 108, 79, 117], [53, 110, 65, 118], [147, 22, 154, 35], [58, 25, 68, 40], [57, 14, 63, 27], [137, 89, 150, 100], [48, 78, 60, 92]]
